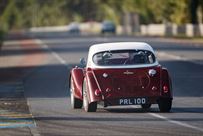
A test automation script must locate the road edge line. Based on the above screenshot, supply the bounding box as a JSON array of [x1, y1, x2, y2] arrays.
[[149, 113, 203, 132], [27, 100, 41, 136]]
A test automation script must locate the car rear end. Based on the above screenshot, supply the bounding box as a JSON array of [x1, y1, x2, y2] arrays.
[[91, 48, 172, 111], [86, 42, 173, 112], [92, 65, 172, 107]]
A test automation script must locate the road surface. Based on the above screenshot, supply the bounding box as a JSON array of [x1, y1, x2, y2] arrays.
[[1, 33, 203, 136]]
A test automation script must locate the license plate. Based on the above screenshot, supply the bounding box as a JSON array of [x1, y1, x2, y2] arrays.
[[119, 98, 146, 105]]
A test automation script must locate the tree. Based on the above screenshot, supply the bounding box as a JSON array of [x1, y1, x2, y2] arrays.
[[190, 0, 199, 24], [0, 0, 202, 30]]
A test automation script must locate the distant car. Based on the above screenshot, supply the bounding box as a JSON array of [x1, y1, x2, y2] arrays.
[[101, 21, 116, 34], [67, 22, 80, 34], [69, 42, 173, 112]]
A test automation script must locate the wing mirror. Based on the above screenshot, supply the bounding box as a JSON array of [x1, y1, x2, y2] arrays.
[[80, 58, 86, 67]]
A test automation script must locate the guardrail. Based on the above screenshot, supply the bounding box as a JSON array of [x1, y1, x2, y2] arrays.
[[28, 23, 203, 37], [140, 24, 203, 37], [29, 22, 102, 34]]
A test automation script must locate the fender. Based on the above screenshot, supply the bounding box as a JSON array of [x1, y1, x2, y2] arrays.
[[161, 67, 173, 98], [70, 68, 84, 100], [85, 70, 103, 103]]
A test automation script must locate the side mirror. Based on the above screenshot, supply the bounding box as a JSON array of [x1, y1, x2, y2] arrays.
[[80, 58, 86, 67]]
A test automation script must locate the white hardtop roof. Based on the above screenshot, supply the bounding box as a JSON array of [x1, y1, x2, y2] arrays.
[[87, 42, 158, 69], [89, 42, 155, 56]]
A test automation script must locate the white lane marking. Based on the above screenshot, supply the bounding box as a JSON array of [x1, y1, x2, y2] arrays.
[[131, 105, 203, 132], [35, 37, 109, 66], [157, 52, 184, 61], [35, 39, 67, 65], [157, 51, 203, 65], [27, 100, 41, 136], [149, 113, 203, 132]]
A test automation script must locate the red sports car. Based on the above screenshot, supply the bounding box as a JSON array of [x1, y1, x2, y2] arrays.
[[69, 42, 173, 112]]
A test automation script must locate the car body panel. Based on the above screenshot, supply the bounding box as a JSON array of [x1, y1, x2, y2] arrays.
[[70, 68, 84, 100], [85, 70, 103, 102], [161, 68, 173, 98], [93, 66, 161, 99]]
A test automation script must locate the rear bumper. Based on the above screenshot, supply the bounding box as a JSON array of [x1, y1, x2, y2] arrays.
[[103, 96, 172, 107]]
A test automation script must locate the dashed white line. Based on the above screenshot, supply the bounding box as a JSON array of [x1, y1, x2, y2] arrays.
[[149, 113, 203, 132], [157, 52, 184, 61], [131, 105, 203, 132], [35, 39, 67, 65], [50, 50, 67, 65], [157, 51, 203, 65]]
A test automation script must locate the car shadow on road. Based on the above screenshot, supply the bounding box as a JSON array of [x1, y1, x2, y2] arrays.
[[1, 58, 203, 98], [0, 64, 73, 98], [30, 112, 203, 122], [171, 107, 203, 113], [103, 107, 158, 113], [29, 112, 203, 122], [1, 61, 203, 98], [103, 107, 203, 114]]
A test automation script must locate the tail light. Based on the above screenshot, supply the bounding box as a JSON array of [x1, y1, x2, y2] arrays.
[[163, 85, 169, 93], [95, 89, 101, 96]]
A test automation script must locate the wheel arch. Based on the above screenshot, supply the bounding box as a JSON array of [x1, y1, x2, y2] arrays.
[[84, 71, 103, 103], [161, 67, 173, 98], [70, 68, 84, 100]]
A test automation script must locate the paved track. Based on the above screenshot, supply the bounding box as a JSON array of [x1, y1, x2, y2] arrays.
[[6, 34, 203, 135]]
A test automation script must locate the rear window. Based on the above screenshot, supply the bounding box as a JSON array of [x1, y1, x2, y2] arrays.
[[93, 50, 156, 66]]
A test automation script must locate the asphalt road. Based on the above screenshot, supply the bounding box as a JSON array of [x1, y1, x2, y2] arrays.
[[12, 33, 203, 135]]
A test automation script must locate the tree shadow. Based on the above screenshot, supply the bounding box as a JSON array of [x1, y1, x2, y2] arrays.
[[171, 107, 203, 113], [159, 60, 203, 97], [0, 64, 75, 98], [1, 59, 203, 98]]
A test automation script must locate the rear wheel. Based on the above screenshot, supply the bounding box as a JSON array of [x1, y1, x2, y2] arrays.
[[158, 98, 172, 112], [83, 79, 97, 112], [70, 76, 82, 109], [141, 104, 151, 110]]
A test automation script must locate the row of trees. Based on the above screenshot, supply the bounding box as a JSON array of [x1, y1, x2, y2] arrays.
[[0, 0, 203, 31]]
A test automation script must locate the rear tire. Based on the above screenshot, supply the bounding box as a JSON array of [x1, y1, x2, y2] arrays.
[[70, 76, 82, 109], [158, 98, 172, 112], [83, 79, 97, 112]]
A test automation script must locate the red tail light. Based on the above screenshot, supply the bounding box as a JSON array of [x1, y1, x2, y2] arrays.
[[163, 85, 169, 93], [95, 89, 101, 96]]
